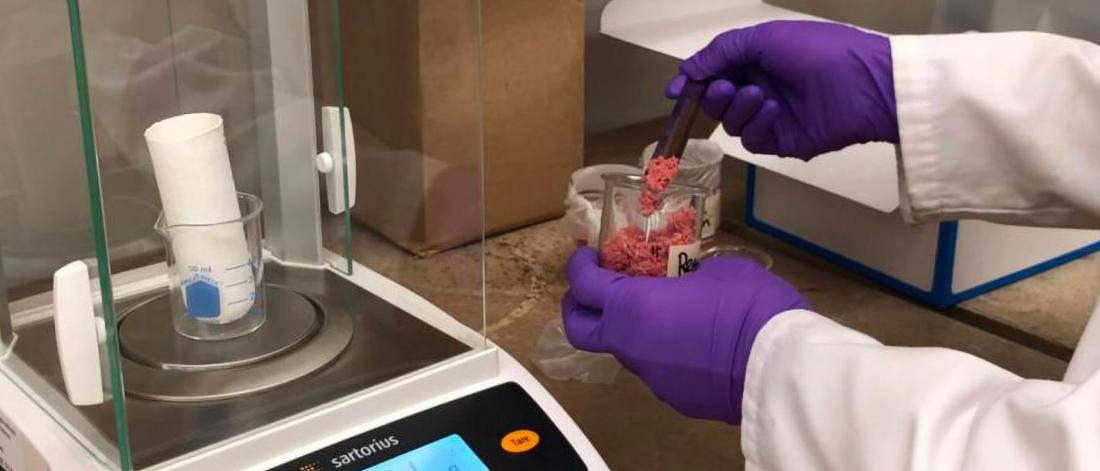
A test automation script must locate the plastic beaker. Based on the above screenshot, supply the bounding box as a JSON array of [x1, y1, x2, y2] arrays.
[[156, 192, 264, 340], [598, 173, 707, 277], [641, 139, 724, 239]]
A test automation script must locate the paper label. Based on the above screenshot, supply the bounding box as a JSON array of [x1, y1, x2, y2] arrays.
[[667, 241, 702, 277], [702, 193, 721, 239], [0, 410, 47, 471]]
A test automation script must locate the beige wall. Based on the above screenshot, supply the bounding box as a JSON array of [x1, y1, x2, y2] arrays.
[[584, 0, 680, 135]]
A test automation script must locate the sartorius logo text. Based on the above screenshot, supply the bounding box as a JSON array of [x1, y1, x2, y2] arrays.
[[330, 435, 400, 469]]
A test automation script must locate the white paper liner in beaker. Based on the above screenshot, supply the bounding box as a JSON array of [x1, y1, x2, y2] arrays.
[[145, 113, 255, 327]]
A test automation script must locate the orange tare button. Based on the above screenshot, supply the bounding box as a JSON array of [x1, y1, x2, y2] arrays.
[[501, 429, 540, 453]]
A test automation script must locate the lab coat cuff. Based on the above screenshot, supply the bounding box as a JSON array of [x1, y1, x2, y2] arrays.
[[891, 35, 946, 225], [740, 309, 826, 470]]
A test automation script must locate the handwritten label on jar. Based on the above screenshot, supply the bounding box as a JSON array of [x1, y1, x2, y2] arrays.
[[702, 193, 721, 239], [667, 241, 702, 277]]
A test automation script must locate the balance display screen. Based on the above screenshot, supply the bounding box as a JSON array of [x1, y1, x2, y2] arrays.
[[362, 434, 487, 471]]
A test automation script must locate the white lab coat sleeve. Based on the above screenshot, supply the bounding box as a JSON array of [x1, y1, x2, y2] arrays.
[[740, 31, 1100, 470], [892, 32, 1100, 228], [741, 310, 1100, 471]]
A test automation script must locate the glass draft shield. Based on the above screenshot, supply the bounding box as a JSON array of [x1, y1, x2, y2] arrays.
[[0, 1, 486, 469]]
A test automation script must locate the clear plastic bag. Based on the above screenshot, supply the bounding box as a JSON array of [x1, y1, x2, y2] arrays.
[[535, 165, 636, 384], [532, 320, 620, 384]]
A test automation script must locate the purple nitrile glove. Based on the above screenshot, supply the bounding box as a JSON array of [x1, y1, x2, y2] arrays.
[[667, 20, 898, 160], [561, 247, 808, 424]]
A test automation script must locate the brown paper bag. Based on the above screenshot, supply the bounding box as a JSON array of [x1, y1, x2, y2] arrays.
[[313, 0, 583, 254]]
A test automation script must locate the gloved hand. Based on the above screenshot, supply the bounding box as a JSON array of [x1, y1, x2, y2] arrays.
[[561, 247, 808, 424], [667, 20, 898, 160]]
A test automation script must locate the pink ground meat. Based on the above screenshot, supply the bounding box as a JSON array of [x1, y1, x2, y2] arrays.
[[600, 207, 697, 277], [640, 156, 680, 216]]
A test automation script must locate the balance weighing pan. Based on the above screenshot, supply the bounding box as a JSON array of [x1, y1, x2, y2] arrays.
[[12, 262, 471, 469]]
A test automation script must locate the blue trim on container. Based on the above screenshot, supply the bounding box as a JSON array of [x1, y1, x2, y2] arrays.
[[743, 164, 1100, 308], [745, 165, 758, 222], [930, 222, 959, 303], [947, 238, 1100, 304]]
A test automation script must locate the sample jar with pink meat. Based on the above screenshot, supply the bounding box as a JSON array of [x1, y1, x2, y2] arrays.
[[598, 173, 707, 277]]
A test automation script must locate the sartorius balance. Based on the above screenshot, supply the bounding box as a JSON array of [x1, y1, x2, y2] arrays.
[[0, 1, 604, 469]]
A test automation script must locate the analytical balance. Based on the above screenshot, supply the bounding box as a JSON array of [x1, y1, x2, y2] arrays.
[[0, 1, 605, 469]]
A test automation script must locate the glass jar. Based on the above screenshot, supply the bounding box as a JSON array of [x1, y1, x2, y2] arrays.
[[598, 173, 707, 277]]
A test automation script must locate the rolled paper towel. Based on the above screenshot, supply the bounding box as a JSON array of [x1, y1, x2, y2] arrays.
[[145, 113, 255, 324]]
